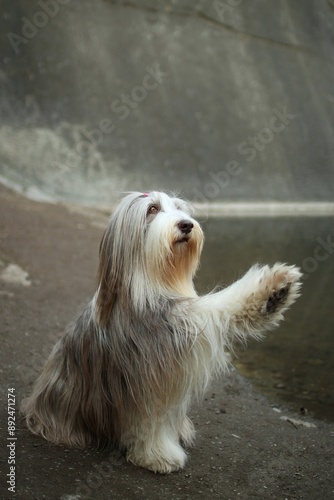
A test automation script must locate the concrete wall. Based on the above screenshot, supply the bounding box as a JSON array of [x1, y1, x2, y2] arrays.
[[1, 0, 334, 204]]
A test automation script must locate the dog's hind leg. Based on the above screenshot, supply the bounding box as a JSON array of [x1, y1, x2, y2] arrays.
[[179, 416, 195, 447]]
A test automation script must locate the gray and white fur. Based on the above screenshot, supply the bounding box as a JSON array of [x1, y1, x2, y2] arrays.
[[21, 191, 302, 473]]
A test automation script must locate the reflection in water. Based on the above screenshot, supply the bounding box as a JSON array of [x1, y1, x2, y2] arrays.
[[194, 216, 334, 422]]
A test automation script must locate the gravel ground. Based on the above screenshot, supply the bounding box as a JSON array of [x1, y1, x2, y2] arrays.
[[0, 185, 333, 500]]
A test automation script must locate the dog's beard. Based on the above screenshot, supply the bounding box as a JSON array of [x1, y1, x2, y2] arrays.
[[144, 214, 203, 298]]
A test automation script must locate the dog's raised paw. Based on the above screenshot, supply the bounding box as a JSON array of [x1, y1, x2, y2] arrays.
[[266, 283, 291, 313], [262, 263, 302, 315]]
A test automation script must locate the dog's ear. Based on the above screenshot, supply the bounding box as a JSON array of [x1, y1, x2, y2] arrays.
[[95, 228, 119, 327]]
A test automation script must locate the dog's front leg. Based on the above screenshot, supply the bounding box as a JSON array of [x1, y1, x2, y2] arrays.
[[124, 414, 188, 474], [199, 263, 302, 342]]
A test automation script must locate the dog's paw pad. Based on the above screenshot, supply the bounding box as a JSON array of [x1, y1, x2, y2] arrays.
[[266, 283, 291, 313]]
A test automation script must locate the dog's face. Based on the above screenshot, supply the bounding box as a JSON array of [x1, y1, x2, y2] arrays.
[[96, 192, 204, 322], [142, 192, 204, 276]]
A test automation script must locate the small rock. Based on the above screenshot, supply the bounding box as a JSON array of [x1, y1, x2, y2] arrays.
[[1, 263, 31, 286], [280, 416, 317, 428]]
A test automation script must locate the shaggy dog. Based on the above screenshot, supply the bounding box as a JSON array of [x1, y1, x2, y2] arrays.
[[21, 191, 302, 473]]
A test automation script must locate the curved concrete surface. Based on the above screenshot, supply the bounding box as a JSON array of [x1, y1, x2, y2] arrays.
[[1, 0, 334, 204]]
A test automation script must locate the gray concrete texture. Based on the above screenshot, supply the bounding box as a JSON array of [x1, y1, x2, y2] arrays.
[[1, 0, 334, 204], [1, 185, 333, 499]]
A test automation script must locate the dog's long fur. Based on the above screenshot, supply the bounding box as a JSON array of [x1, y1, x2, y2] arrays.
[[21, 191, 302, 473]]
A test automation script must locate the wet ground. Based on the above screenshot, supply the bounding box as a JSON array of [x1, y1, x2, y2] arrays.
[[0, 185, 333, 499], [196, 216, 334, 422]]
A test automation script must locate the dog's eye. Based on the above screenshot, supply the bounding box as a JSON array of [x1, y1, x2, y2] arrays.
[[147, 204, 160, 215]]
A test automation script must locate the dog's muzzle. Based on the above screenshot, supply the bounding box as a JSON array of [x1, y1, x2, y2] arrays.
[[178, 220, 193, 234], [176, 219, 194, 243]]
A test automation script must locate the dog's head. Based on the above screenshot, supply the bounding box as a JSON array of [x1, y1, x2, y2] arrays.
[[96, 191, 204, 325]]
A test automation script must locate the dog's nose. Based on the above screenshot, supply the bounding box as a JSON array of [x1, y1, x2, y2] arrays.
[[178, 220, 194, 234]]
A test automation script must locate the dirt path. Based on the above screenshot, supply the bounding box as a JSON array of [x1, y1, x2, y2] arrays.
[[0, 185, 333, 500]]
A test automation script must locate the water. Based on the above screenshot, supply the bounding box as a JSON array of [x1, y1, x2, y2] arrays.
[[194, 216, 334, 422]]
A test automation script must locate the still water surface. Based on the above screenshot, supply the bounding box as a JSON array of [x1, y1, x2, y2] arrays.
[[194, 216, 334, 422]]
